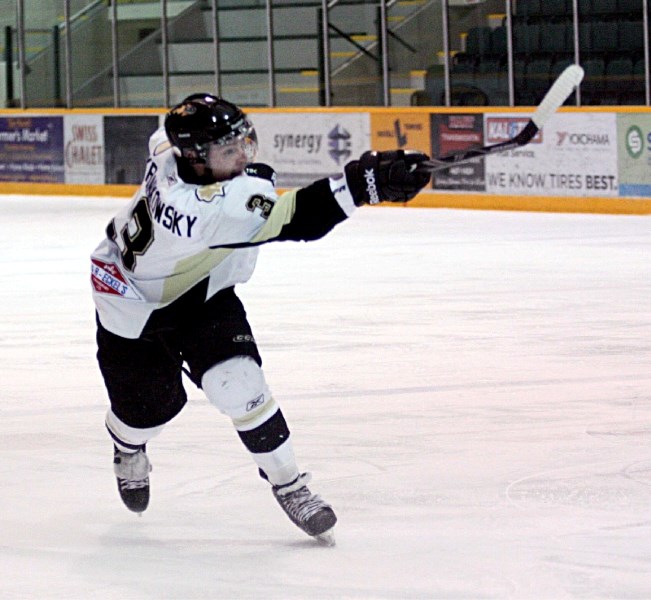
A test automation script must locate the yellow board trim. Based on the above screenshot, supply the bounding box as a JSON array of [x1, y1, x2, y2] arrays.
[[0, 105, 648, 116], [0, 182, 138, 197], [1, 182, 649, 215], [278, 87, 319, 93], [407, 192, 651, 215], [0, 107, 165, 115]]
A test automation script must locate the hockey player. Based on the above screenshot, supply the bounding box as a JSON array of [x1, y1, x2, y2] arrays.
[[91, 93, 430, 544]]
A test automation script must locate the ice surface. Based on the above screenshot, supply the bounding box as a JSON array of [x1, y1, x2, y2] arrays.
[[1, 195, 650, 599]]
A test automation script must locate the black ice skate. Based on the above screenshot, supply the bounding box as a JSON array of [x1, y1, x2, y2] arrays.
[[113, 445, 151, 513], [272, 472, 337, 545]]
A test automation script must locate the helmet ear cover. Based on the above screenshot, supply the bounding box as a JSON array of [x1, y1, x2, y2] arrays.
[[164, 94, 257, 165]]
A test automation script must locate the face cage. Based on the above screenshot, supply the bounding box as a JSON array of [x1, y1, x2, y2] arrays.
[[189, 120, 258, 164]]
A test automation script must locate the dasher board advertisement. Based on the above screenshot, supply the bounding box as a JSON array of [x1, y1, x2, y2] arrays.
[[617, 113, 651, 197], [0, 116, 64, 183], [484, 112, 618, 197], [430, 113, 485, 191], [251, 112, 370, 188], [370, 112, 430, 154], [64, 114, 104, 184]]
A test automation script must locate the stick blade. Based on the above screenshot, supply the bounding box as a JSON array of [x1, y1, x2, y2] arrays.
[[531, 64, 584, 130]]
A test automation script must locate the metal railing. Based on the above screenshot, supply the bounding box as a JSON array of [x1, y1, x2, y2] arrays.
[[2, 0, 650, 108]]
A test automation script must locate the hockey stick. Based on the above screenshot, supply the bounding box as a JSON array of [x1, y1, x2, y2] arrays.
[[419, 64, 585, 173]]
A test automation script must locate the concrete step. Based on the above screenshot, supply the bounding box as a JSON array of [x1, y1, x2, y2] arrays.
[[115, 0, 434, 106], [119, 70, 327, 107], [110, 1, 194, 21], [164, 39, 316, 72]]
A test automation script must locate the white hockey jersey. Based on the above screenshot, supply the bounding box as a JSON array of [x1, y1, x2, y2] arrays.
[[91, 127, 355, 339]]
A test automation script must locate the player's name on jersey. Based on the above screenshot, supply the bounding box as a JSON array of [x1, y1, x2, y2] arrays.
[[151, 198, 198, 238]]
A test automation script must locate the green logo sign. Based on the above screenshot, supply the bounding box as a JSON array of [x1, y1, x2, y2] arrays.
[[625, 125, 644, 159]]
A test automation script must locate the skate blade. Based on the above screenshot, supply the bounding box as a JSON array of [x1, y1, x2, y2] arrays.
[[314, 528, 335, 547]]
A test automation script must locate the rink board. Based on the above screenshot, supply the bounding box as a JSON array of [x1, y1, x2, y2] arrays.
[[1, 106, 650, 214]]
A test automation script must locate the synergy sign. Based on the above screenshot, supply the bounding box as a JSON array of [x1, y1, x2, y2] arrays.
[[251, 111, 369, 187], [485, 112, 617, 196]]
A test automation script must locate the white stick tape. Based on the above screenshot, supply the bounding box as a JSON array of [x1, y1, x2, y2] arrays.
[[531, 64, 585, 129]]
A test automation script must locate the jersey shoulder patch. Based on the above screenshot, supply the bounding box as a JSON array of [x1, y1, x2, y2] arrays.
[[244, 163, 277, 186], [196, 182, 227, 203]]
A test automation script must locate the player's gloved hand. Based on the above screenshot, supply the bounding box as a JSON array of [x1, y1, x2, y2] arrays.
[[344, 149, 431, 206]]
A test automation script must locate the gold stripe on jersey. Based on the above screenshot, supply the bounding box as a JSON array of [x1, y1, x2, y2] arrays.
[[160, 247, 234, 303], [153, 140, 172, 156], [249, 189, 298, 243], [158, 189, 298, 303]]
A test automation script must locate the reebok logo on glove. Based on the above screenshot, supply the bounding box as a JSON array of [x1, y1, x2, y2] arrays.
[[344, 149, 430, 206], [364, 168, 380, 204]]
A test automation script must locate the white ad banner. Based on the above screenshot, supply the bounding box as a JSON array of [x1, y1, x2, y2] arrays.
[[250, 111, 370, 187], [485, 112, 618, 197], [64, 114, 104, 184]]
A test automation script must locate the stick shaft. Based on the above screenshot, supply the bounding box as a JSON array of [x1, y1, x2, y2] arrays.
[[421, 65, 585, 174]]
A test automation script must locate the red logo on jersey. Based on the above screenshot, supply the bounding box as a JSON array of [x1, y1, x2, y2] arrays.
[[91, 259, 141, 300]]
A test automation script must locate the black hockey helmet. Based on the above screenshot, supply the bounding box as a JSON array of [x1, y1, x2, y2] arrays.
[[164, 93, 257, 164]]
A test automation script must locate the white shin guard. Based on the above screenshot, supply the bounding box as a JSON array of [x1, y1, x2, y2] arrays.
[[202, 356, 275, 430], [106, 409, 164, 452], [202, 356, 299, 486], [253, 437, 300, 487]]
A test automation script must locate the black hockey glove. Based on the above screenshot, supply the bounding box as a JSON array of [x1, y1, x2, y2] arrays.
[[344, 149, 431, 206]]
